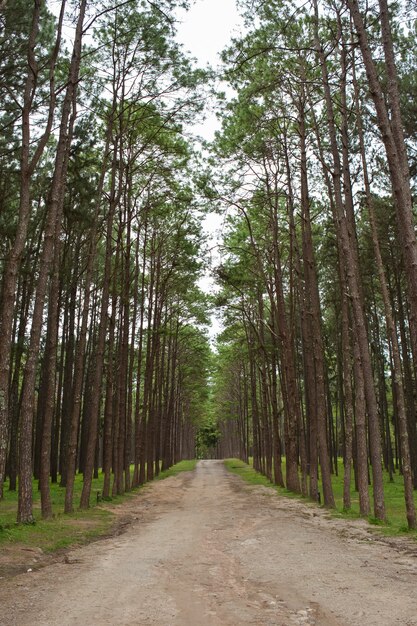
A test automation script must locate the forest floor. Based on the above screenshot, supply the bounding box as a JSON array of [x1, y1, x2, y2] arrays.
[[1, 460, 417, 626]]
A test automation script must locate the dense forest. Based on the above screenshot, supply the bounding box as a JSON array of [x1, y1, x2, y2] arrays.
[[1, 0, 417, 532]]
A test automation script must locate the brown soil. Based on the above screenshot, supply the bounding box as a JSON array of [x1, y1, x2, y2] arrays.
[[1, 460, 417, 625]]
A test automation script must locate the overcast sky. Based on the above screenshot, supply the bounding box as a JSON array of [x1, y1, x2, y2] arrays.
[[176, 0, 243, 67], [175, 1, 244, 337], [176, 0, 243, 140]]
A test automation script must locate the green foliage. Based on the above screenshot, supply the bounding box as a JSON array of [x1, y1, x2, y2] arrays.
[[196, 420, 221, 458]]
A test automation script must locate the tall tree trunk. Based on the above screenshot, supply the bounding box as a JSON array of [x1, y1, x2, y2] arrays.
[[0, 0, 65, 497], [352, 43, 416, 528], [298, 88, 335, 507], [38, 234, 62, 518], [17, 0, 85, 521], [78, 114, 119, 509], [346, 0, 417, 386], [313, 1, 385, 520]]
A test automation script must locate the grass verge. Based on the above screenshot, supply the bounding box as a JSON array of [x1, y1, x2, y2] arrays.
[[0, 460, 197, 553], [155, 459, 197, 480], [224, 458, 417, 539]]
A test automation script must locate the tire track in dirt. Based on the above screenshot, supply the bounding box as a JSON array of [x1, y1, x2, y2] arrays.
[[1, 460, 417, 625]]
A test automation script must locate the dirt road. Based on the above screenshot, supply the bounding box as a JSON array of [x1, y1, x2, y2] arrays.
[[1, 460, 417, 625]]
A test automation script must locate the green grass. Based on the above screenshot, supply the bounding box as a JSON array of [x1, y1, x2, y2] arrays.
[[224, 458, 417, 539], [0, 460, 197, 552], [155, 459, 197, 480], [330, 462, 417, 536]]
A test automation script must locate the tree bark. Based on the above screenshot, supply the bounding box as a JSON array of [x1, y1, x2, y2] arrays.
[[0, 0, 65, 497], [313, 1, 385, 520]]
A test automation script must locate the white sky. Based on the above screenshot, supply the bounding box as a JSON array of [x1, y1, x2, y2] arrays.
[[176, 0, 242, 70], [176, 0, 243, 141], [176, 0, 243, 340]]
